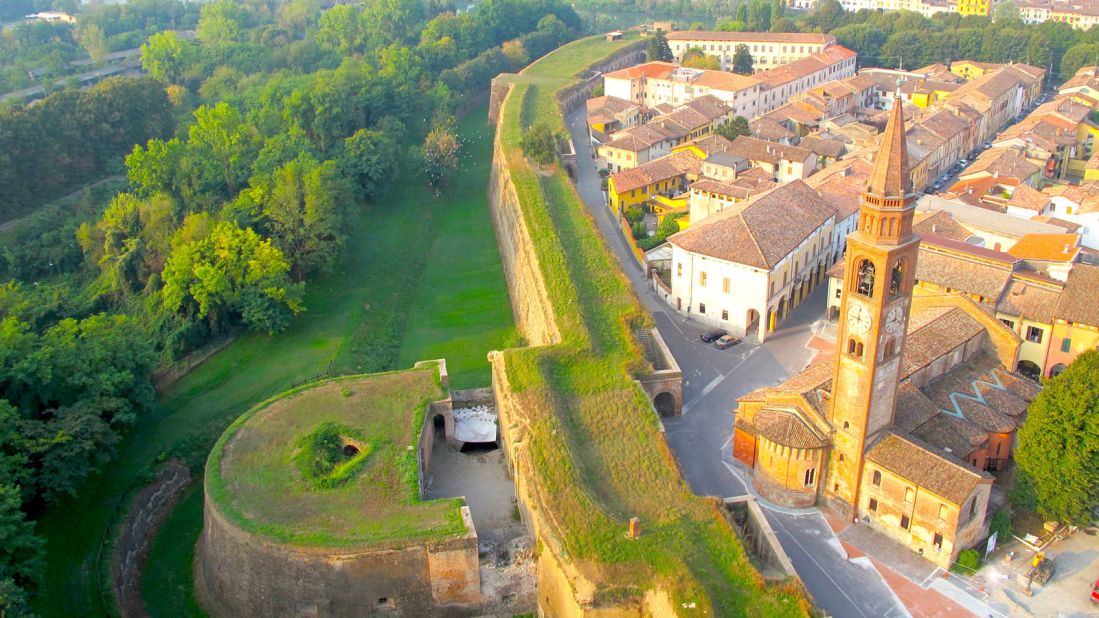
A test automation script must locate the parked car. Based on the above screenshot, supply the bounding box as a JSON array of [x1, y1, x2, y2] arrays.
[[983, 141, 992, 149], [932, 181, 943, 191], [700, 329, 725, 343], [714, 334, 741, 349]]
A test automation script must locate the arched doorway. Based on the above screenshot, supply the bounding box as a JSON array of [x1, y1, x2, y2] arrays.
[[768, 307, 777, 333], [746, 309, 760, 340], [654, 392, 676, 417], [1017, 360, 1041, 381], [1048, 363, 1068, 378]]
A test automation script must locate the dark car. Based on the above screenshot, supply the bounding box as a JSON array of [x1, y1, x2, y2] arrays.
[[714, 335, 741, 349], [700, 329, 726, 343]]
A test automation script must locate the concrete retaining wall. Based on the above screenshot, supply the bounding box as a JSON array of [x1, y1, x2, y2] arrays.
[[724, 497, 798, 580]]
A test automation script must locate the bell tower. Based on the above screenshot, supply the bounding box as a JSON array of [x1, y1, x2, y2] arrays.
[[824, 98, 920, 517]]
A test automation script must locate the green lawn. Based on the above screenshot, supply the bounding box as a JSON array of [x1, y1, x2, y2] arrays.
[[32, 108, 513, 617]]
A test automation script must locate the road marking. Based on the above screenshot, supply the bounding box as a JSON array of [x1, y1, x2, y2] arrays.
[[765, 513, 874, 618], [682, 345, 759, 414]]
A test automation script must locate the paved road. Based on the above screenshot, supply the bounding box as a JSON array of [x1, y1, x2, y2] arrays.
[[566, 109, 910, 617]]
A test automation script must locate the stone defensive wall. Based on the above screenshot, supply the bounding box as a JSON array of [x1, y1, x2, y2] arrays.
[[484, 34, 810, 616]]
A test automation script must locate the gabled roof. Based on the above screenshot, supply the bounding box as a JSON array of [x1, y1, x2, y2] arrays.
[[866, 432, 989, 505], [727, 135, 813, 165], [1055, 263, 1099, 326], [799, 136, 845, 159], [996, 274, 1063, 323], [609, 151, 702, 193], [669, 180, 835, 269], [754, 408, 827, 448], [962, 148, 1040, 181], [603, 61, 678, 81], [915, 238, 1016, 301]]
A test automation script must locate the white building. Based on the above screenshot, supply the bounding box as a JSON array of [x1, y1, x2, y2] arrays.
[[756, 46, 859, 116], [603, 62, 763, 119], [665, 181, 837, 341], [664, 31, 836, 72]]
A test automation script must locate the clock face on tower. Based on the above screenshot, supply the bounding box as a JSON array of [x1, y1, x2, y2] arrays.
[[885, 305, 905, 335], [847, 303, 872, 335]]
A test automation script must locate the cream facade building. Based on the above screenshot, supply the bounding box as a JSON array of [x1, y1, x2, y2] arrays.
[[667, 181, 837, 341], [664, 31, 835, 71]]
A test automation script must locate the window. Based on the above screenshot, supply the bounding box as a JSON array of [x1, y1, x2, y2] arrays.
[[699, 303, 706, 314], [376, 598, 396, 610], [933, 533, 943, 549], [843, 420, 850, 430], [770, 281, 775, 296], [856, 259, 876, 297], [804, 468, 816, 486], [890, 262, 904, 296], [847, 339, 864, 358], [1000, 318, 1015, 329], [677, 263, 682, 277], [835, 288, 842, 299], [938, 504, 947, 520], [1026, 326, 1044, 343], [904, 487, 914, 503], [723, 277, 730, 293], [883, 339, 895, 358], [872, 470, 882, 486], [1062, 337, 1072, 352], [700, 271, 708, 287], [722, 309, 729, 321], [900, 514, 911, 530], [838, 453, 845, 462], [869, 497, 878, 512]]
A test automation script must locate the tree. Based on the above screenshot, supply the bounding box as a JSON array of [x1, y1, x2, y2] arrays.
[[648, 29, 673, 62], [519, 123, 558, 165], [422, 123, 460, 193], [196, 0, 243, 52], [1060, 43, 1099, 79], [140, 30, 195, 84], [832, 23, 887, 67], [0, 484, 42, 614], [1015, 350, 1099, 524], [993, 0, 1020, 23], [747, 0, 772, 31], [76, 24, 108, 66], [340, 128, 399, 202], [716, 116, 751, 140], [161, 219, 304, 334], [716, 20, 747, 32], [681, 47, 721, 70], [771, 0, 786, 23], [258, 156, 349, 279], [736, 3, 750, 23], [187, 102, 258, 197], [732, 44, 754, 75]]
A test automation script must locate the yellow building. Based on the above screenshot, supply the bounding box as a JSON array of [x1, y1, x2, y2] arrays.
[[607, 151, 702, 212], [956, 0, 994, 16], [950, 60, 999, 80]]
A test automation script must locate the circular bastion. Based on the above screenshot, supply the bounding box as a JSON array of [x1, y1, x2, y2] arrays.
[[195, 363, 481, 618]]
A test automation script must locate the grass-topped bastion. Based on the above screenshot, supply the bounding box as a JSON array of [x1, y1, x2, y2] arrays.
[[195, 361, 482, 617]]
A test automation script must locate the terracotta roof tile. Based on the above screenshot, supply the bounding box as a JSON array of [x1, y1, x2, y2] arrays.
[[866, 432, 987, 505], [1055, 263, 1099, 325], [669, 180, 835, 268], [996, 276, 1063, 323], [910, 414, 988, 458], [913, 211, 970, 242], [1007, 233, 1081, 262], [754, 408, 827, 448], [915, 245, 1015, 301], [728, 135, 813, 165], [609, 151, 702, 193], [799, 136, 845, 159], [901, 307, 988, 379], [868, 99, 910, 198]]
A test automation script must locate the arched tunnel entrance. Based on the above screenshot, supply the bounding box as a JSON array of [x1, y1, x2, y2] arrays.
[[654, 392, 676, 418]]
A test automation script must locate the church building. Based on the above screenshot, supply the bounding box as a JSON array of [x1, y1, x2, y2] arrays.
[[731, 99, 1038, 568]]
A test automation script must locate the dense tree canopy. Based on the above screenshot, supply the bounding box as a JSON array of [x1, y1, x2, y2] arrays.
[[1015, 350, 1099, 524]]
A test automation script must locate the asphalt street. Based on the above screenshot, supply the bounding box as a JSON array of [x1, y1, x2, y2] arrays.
[[565, 108, 910, 617]]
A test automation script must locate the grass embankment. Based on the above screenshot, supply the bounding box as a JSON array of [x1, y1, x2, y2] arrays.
[[207, 370, 465, 547], [33, 110, 514, 617], [496, 34, 809, 614]]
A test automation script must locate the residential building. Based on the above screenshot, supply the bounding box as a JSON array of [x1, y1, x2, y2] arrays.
[[733, 101, 1036, 569], [602, 62, 763, 118], [955, 148, 1042, 186], [1058, 64, 1099, 102], [756, 46, 860, 116], [596, 96, 733, 172], [1047, 264, 1099, 376], [726, 135, 818, 182], [685, 168, 777, 226], [666, 180, 837, 340], [808, 156, 875, 261], [586, 96, 641, 135], [993, 97, 1097, 179], [607, 150, 703, 212], [1018, 0, 1099, 28], [1041, 182, 1099, 248], [663, 31, 836, 71], [917, 194, 1067, 251]]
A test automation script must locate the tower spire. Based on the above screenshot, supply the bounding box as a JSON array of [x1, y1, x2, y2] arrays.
[[867, 98, 910, 200]]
